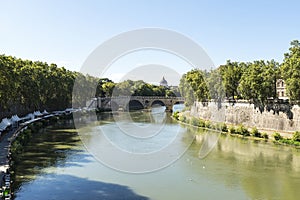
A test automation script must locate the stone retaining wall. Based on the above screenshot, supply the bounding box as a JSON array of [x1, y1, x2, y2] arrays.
[[190, 101, 300, 132]]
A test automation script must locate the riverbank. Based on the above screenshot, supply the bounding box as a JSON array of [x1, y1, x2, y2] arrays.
[[174, 110, 300, 148], [0, 110, 76, 199], [190, 101, 300, 133]]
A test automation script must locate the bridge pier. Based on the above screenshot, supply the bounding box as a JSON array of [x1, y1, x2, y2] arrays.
[[165, 105, 173, 112]]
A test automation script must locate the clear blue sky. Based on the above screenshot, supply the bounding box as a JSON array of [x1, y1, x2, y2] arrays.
[[1, 0, 300, 81]]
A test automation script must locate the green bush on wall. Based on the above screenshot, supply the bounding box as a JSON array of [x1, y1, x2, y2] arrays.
[[292, 131, 300, 142], [273, 132, 282, 141], [251, 127, 261, 138], [198, 119, 206, 127], [190, 117, 199, 126], [172, 111, 179, 120], [236, 124, 250, 136], [229, 126, 236, 134], [178, 115, 187, 123], [262, 133, 269, 139], [205, 121, 211, 128], [220, 123, 228, 132]]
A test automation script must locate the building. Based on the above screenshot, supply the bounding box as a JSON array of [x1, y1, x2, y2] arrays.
[[159, 76, 168, 87], [276, 79, 288, 99]]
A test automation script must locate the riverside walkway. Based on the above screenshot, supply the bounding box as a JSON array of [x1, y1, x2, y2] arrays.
[[0, 129, 14, 170]]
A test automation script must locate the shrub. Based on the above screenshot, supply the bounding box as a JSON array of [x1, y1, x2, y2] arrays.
[[205, 121, 211, 128], [236, 124, 250, 136], [262, 133, 269, 139], [210, 123, 216, 130], [172, 111, 180, 120], [251, 127, 261, 138], [190, 117, 199, 126], [221, 123, 228, 132], [280, 138, 294, 145], [199, 119, 206, 127], [178, 115, 186, 123], [293, 141, 300, 146], [292, 131, 300, 142], [229, 126, 236, 134], [273, 132, 282, 141]]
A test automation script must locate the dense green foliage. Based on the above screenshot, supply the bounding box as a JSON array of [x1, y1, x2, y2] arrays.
[[251, 127, 261, 138], [112, 80, 176, 97], [292, 131, 300, 142], [10, 121, 44, 162], [179, 40, 300, 105], [219, 60, 244, 99], [273, 131, 300, 146], [206, 68, 225, 100], [0, 55, 78, 112], [236, 124, 250, 136], [281, 40, 300, 101], [179, 69, 209, 106], [0, 55, 178, 117], [273, 132, 283, 141], [238, 60, 278, 104]]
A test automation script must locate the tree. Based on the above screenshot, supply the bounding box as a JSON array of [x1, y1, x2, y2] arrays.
[[0, 54, 102, 116], [281, 40, 300, 101], [96, 78, 115, 97], [206, 68, 225, 100], [219, 60, 244, 99], [179, 69, 209, 106], [238, 60, 278, 104]]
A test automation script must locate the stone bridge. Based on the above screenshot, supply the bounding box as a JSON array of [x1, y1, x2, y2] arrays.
[[89, 96, 184, 111]]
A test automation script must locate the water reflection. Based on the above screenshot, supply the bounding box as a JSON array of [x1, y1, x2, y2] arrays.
[[13, 121, 90, 190], [14, 111, 300, 200], [188, 126, 300, 200], [79, 108, 191, 173]]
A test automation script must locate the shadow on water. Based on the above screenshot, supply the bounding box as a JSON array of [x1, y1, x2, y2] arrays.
[[16, 174, 149, 200], [13, 120, 93, 190], [14, 117, 149, 199]]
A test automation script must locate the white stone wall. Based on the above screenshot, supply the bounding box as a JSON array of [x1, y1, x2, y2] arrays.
[[190, 101, 300, 132]]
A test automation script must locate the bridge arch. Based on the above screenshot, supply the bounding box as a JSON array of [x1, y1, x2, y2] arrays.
[[127, 99, 144, 111], [151, 100, 166, 107], [174, 101, 184, 105]]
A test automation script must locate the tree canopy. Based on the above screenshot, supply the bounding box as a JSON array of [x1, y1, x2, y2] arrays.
[[238, 60, 278, 104], [0, 55, 78, 116], [281, 40, 300, 101], [179, 69, 209, 107], [179, 40, 300, 105], [0, 54, 180, 118]]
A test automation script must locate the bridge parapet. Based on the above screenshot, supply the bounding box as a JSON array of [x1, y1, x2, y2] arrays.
[[96, 96, 184, 111]]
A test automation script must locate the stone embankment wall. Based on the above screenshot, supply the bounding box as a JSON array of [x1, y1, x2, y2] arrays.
[[190, 101, 300, 132]]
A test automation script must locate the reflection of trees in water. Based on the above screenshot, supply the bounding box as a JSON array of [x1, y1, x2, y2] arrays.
[[186, 125, 300, 200], [13, 120, 90, 191]]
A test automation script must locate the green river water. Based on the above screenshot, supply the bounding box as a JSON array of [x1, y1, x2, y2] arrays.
[[13, 107, 300, 200]]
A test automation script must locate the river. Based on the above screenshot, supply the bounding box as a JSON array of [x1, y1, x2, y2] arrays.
[[13, 106, 300, 200]]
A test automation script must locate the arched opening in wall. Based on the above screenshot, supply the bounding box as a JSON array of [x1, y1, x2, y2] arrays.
[[151, 100, 165, 107], [174, 101, 184, 105], [110, 101, 119, 111], [173, 101, 185, 112], [127, 100, 144, 111]]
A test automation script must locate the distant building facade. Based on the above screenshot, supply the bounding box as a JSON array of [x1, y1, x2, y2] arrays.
[[276, 79, 288, 99]]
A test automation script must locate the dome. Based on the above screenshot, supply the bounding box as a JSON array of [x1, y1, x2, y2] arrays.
[[159, 76, 168, 86]]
